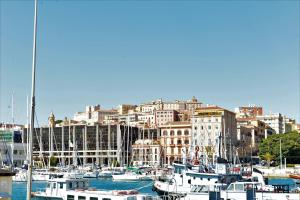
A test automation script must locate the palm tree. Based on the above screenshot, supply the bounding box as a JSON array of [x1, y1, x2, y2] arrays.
[[263, 152, 273, 168]]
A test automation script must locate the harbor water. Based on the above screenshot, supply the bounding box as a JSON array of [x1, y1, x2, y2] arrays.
[[12, 178, 298, 199]]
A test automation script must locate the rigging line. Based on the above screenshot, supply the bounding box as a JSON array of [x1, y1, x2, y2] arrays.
[[52, 126, 62, 165], [130, 181, 153, 191], [34, 110, 46, 167]]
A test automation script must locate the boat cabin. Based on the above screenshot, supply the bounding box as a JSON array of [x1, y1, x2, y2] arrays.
[[45, 178, 89, 197], [226, 182, 260, 192]]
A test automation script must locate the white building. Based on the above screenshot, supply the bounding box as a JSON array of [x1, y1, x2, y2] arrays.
[[0, 129, 27, 167], [137, 113, 156, 128], [192, 106, 237, 163], [74, 105, 118, 125], [256, 113, 284, 134]]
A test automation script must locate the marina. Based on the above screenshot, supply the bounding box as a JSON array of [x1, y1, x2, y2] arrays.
[[1, 0, 300, 199]]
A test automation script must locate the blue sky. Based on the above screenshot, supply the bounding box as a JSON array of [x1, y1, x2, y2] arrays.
[[1, 0, 299, 125]]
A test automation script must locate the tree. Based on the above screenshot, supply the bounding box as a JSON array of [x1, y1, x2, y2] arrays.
[[49, 156, 58, 167], [259, 131, 300, 165], [262, 152, 273, 168]]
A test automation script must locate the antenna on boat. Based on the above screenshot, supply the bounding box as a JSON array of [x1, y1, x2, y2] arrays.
[[26, 0, 38, 199]]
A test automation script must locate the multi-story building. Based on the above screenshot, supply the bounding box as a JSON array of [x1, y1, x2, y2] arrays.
[[23, 123, 159, 167], [74, 105, 118, 125], [256, 113, 284, 134], [159, 122, 191, 165], [236, 118, 266, 157], [117, 104, 137, 115], [235, 105, 263, 118], [283, 116, 297, 133], [155, 110, 179, 127], [192, 106, 237, 163], [0, 126, 27, 167], [137, 113, 156, 128], [132, 139, 160, 167]]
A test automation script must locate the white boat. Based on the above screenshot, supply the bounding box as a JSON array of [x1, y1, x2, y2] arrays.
[[13, 169, 64, 182], [112, 172, 152, 181], [83, 170, 99, 178], [32, 177, 157, 200], [221, 181, 300, 200], [152, 162, 242, 197], [13, 169, 27, 182]]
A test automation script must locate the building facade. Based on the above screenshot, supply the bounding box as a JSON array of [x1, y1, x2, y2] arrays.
[[0, 128, 27, 167], [23, 124, 158, 167], [155, 110, 179, 127], [192, 106, 237, 163], [256, 113, 284, 134], [131, 139, 160, 167], [159, 122, 191, 165], [235, 105, 263, 118], [74, 105, 118, 125]]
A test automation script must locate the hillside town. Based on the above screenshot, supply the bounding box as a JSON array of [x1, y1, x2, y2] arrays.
[[1, 97, 299, 168]]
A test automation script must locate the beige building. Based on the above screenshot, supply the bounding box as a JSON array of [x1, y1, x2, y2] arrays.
[[155, 110, 179, 127], [192, 106, 237, 163], [131, 139, 161, 167], [117, 104, 137, 115], [159, 122, 191, 165], [236, 118, 266, 157]]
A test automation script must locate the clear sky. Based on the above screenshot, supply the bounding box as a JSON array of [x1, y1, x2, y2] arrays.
[[0, 0, 299, 125]]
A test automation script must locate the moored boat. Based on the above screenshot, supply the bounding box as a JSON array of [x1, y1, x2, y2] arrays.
[[289, 174, 300, 180], [32, 177, 157, 200]]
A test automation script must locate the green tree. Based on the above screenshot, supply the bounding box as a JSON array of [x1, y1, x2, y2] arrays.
[[49, 156, 58, 167], [259, 131, 300, 165], [262, 152, 274, 168]]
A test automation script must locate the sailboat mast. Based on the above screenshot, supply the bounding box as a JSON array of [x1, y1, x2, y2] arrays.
[[26, 0, 38, 199]]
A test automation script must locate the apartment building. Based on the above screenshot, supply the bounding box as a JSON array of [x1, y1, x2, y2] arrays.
[[132, 139, 160, 167], [155, 110, 179, 127], [192, 106, 237, 162], [256, 113, 284, 134], [159, 122, 191, 165], [235, 105, 263, 118]]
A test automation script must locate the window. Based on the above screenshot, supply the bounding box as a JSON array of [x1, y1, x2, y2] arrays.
[[177, 130, 182, 136], [90, 198, 98, 200], [102, 198, 111, 200], [53, 183, 56, 189], [184, 130, 189, 135], [201, 126, 204, 130], [67, 195, 74, 200], [163, 131, 167, 136], [184, 140, 189, 145], [208, 125, 211, 129], [78, 196, 86, 200], [60, 183, 64, 189], [170, 130, 175, 136], [69, 182, 72, 189], [155, 149, 157, 154], [177, 140, 182, 145]]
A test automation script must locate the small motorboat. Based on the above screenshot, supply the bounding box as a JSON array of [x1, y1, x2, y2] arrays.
[[289, 174, 300, 179]]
